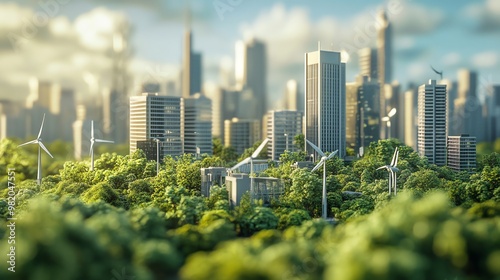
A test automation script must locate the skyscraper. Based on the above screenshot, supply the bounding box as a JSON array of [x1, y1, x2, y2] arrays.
[[305, 47, 346, 158], [453, 69, 484, 141], [184, 93, 213, 156], [129, 93, 183, 157], [235, 38, 267, 122], [377, 11, 392, 85], [418, 80, 447, 166], [182, 30, 202, 98], [266, 110, 303, 160], [346, 76, 380, 154], [403, 88, 418, 150], [358, 48, 378, 81], [283, 79, 303, 112], [485, 85, 500, 141], [103, 88, 128, 144]]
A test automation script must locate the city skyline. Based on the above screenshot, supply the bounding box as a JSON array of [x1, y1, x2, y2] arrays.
[[0, 0, 498, 107]]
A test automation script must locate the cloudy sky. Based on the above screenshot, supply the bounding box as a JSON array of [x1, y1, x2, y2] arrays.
[[1, 0, 499, 106]]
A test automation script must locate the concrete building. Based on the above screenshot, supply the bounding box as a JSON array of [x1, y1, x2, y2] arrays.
[[225, 173, 284, 207], [453, 69, 484, 141], [377, 11, 392, 85], [129, 93, 183, 157], [235, 38, 267, 123], [224, 118, 261, 155], [440, 79, 458, 135], [184, 93, 212, 156], [484, 85, 500, 142], [266, 110, 303, 160], [201, 167, 227, 197], [358, 48, 378, 81], [204, 85, 240, 141], [447, 135, 476, 173], [346, 76, 380, 154], [418, 80, 447, 166], [305, 47, 346, 158], [182, 30, 202, 98]]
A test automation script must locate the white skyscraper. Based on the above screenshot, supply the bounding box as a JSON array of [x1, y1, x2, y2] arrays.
[[305, 47, 346, 158], [184, 93, 213, 156], [418, 80, 447, 166], [266, 110, 303, 160], [129, 93, 183, 157]]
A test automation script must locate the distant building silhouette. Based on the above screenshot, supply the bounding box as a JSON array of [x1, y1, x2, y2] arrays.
[[377, 11, 392, 85], [305, 47, 346, 158], [283, 79, 303, 112], [485, 85, 500, 141], [184, 93, 213, 156], [266, 110, 303, 161], [358, 48, 378, 81], [453, 69, 484, 141], [447, 134, 476, 173], [129, 93, 183, 157], [346, 76, 380, 154], [182, 30, 202, 98], [402, 87, 418, 150], [418, 80, 447, 166]]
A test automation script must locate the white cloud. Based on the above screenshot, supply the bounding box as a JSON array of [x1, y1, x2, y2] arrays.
[[464, 0, 500, 32], [391, 2, 446, 35], [472, 51, 498, 68], [442, 52, 461, 66]]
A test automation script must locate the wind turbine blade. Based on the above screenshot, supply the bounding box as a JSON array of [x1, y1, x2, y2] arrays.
[[91, 120, 94, 139], [38, 141, 53, 158], [311, 159, 324, 172], [394, 149, 399, 167], [89, 141, 94, 156], [388, 108, 397, 118], [381, 116, 390, 122], [18, 139, 37, 147], [326, 150, 338, 160], [95, 139, 114, 143], [390, 147, 398, 166], [305, 139, 325, 157], [251, 138, 270, 158], [376, 166, 386, 171], [37, 114, 46, 139], [230, 157, 251, 171]]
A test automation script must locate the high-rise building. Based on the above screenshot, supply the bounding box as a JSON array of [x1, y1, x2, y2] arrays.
[[204, 85, 241, 142], [103, 88, 128, 144], [453, 69, 484, 141], [346, 76, 380, 154], [182, 30, 202, 98], [0, 100, 26, 141], [485, 85, 500, 141], [129, 93, 183, 157], [235, 38, 267, 122], [58, 88, 76, 142], [283, 80, 303, 112], [447, 135, 476, 173], [184, 93, 212, 156], [305, 47, 346, 158], [266, 110, 303, 160], [403, 88, 418, 150], [440, 79, 458, 135], [358, 48, 378, 80], [377, 11, 392, 85], [224, 118, 261, 155], [418, 80, 447, 166], [72, 105, 90, 160]]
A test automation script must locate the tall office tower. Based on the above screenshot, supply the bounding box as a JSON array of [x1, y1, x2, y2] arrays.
[[305, 47, 346, 158], [204, 85, 241, 142], [283, 80, 304, 112], [57, 88, 76, 142], [26, 78, 53, 109], [235, 38, 267, 122], [266, 110, 303, 160], [447, 135, 476, 173], [440, 79, 458, 135], [418, 80, 447, 166], [184, 93, 212, 156], [25, 79, 59, 142], [182, 30, 203, 98], [72, 105, 90, 160], [129, 93, 183, 157], [346, 76, 380, 154], [224, 118, 261, 155], [358, 48, 378, 80], [103, 88, 128, 144], [453, 70, 484, 141], [485, 85, 500, 141], [377, 11, 392, 85], [403, 88, 418, 150], [0, 101, 26, 140]]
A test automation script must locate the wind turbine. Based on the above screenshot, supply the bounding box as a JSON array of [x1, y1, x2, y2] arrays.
[[90, 120, 114, 171], [377, 147, 400, 195], [306, 139, 338, 219], [382, 108, 397, 139], [230, 138, 270, 200], [18, 114, 53, 185], [430, 65, 443, 80]]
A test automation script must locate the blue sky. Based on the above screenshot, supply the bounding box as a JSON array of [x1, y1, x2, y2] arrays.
[[0, 0, 498, 105]]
